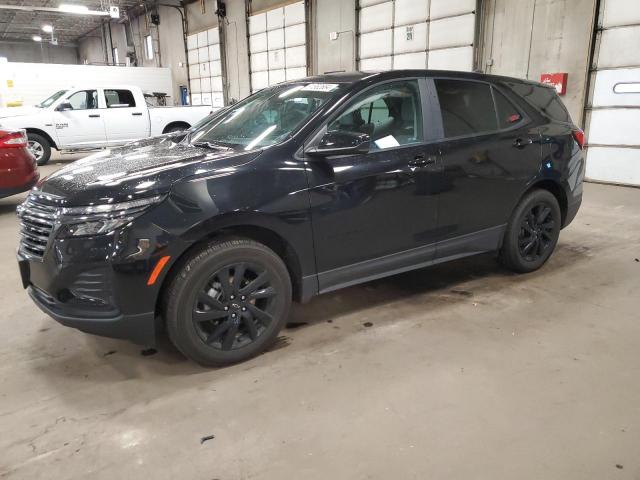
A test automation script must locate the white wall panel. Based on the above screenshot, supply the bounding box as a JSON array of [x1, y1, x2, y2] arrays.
[[267, 7, 284, 30], [286, 67, 307, 80], [189, 64, 200, 79], [191, 93, 202, 105], [429, 14, 475, 49], [201, 92, 212, 105], [428, 45, 473, 70], [394, 0, 429, 26], [251, 71, 269, 90], [589, 109, 640, 145], [249, 12, 267, 34], [251, 51, 269, 71], [285, 24, 306, 47], [191, 79, 202, 93], [359, 2, 394, 33], [429, 0, 474, 19], [269, 69, 286, 85], [207, 27, 220, 45], [212, 93, 224, 107], [598, 26, 640, 69], [393, 52, 427, 69], [210, 60, 222, 76], [187, 49, 199, 64], [360, 30, 393, 58], [199, 62, 209, 77], [198, 46, 209, 62], [393, 23, 428, 54], [360, 56, 392, 70], [249, 33, 268, 53], [284, 2, 306, 26], [197, 31, 208, 48], [586, 147, 640, 185], [211, 76, 223, 92], [187, 34, 198, 50], [200, 77, 211, 93], [209, 45, 220, 61], [602, 0, 640, 28], [268, 28, 285, 49], [592, 68, 640, 107], [285, 45, 306, 67], [268, 49, 286, 69]]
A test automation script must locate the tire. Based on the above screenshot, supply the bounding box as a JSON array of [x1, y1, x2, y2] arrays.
[[165, 238, 292, 367], [27, 133, 52, 166], [499, 189, 561, 273]]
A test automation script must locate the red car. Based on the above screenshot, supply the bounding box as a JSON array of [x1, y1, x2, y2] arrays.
[[0, 129, 39, 199]]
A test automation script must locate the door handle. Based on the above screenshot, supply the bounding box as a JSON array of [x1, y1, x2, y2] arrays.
[[88, 114, 100, 118], [513, 138, 534, 149], [408, 154, 436, 168], [132, 112, 143, 116]]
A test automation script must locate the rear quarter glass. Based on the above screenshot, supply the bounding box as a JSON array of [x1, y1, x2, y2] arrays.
[[506, 82, 572, 123]]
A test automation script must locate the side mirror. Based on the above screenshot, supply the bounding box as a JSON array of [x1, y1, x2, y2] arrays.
[[56, 101, 73, 112], [307, 131, 371, 157]]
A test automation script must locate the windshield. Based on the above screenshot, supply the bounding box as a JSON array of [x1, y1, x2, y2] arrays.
[[189, 82, 345, 149], [37, 90, 68, 108]]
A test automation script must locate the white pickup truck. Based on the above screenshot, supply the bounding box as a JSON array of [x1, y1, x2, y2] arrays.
[[0, 85, 214, 165]]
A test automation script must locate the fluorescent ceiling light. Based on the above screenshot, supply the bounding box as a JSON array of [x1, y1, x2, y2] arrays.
[[58, 4, 89, 13], [42, 25, 53, 33], [32, 35, 42, 42]]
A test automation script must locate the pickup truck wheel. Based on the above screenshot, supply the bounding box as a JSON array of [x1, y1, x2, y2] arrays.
[[164, 124, 189, 134], [27, 133, 51, 166], [165, 238, 292, 367]]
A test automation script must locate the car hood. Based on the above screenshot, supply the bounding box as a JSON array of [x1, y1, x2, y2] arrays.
[[0, 106, 42, 119], [38, 137, 261, 205]]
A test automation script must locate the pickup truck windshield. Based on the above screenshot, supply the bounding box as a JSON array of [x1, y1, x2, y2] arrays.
[[189, 83, 344, 149], [37, 90, 67, 108]]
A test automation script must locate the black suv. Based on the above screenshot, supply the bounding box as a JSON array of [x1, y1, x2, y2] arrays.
[[17, 70, 584, 366]]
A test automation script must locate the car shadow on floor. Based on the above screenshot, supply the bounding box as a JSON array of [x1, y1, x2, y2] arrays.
[[28, 240, 594, 384]]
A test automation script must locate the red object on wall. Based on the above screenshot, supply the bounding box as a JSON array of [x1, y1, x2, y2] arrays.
[[540, 73, 568, 95]]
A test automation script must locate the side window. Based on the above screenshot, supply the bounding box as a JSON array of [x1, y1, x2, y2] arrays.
[[435, 79, 497, 138], [104, 89, 136, 108], [328, 80, 423, 150], [66, 90, 98, 110], [493, 88, 523, 129], [507, 82, 571, 123]]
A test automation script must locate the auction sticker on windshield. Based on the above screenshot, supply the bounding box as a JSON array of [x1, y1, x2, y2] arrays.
[[302, 83, 339, 92]]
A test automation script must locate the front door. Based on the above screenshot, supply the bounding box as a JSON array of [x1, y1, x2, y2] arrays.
[[431, 78, 543, 258], [102, 88, 149, 144], [53, 89, 106, 148], [304, 79, 441, 292]]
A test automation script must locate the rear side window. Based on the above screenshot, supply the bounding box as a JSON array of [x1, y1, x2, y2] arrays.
[[105, 89, 136, 108], [507, 82, 570, 123], [435, 79, 497, 137], [493, 88, 523, 129]]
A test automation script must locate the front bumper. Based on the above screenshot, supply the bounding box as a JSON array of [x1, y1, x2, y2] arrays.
[[27, 285, 156, 345]]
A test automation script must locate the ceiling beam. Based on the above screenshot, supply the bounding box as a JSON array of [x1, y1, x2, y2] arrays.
[[0, 4, 110, 16]]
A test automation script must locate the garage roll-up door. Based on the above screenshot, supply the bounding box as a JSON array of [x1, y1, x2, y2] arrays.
[[586, 0, 640, 186], [357, 0, 476, 71], [248, 1, 307, 93], [187, 27, 224, 107]]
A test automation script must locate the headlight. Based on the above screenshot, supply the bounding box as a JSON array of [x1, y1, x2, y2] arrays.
[[57, 195, 165, 238]]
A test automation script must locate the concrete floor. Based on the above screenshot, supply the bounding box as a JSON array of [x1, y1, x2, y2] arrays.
[[0, 158, 639, 479]]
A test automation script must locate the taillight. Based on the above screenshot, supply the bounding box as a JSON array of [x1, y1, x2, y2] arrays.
[[0, 130, 28, 148], [572, 129, 585, 149]]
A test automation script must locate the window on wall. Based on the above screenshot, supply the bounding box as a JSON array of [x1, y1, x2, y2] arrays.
[[248, 1, 307, 93], [357, 0, 476, 71], [145, 35, 154, 60], [187, 27, 223, 108], [435, 79, 497, 138]]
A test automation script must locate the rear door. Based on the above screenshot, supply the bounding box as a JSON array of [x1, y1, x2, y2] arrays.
[[432, 78, 542, 258], [52, 89, 107, 148], [101, 88, 149, 144], [305, 78, 442, 292]]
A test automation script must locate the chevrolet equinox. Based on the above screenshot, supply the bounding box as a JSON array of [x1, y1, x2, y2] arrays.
[[17, 71, 585, 366]]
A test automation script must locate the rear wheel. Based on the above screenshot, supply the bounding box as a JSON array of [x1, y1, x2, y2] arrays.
[[27, 133, 51, 166], [500, 189, 561, 273], [165, 238, 292, 366]]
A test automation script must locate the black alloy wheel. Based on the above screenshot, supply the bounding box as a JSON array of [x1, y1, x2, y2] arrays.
[[193, 263, 277, 351], [518, 203, 555, 262]]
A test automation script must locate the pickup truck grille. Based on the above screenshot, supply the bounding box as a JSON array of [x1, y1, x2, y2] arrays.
[[17, 194, 61, 260]]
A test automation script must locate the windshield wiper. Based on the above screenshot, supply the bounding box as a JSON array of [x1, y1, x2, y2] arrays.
[[192, 140, 233, 150]]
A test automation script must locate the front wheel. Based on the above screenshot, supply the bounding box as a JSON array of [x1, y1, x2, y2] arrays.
[[165, 238, 292, 367], [500, 189, 561, 273], [27, 133, 52, 166]]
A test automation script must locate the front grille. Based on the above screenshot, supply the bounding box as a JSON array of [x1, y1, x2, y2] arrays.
[[17, 194, 61, 260]]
